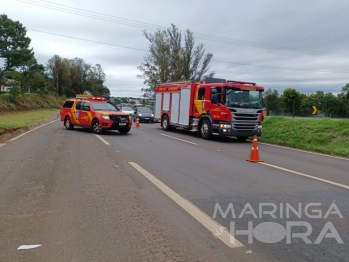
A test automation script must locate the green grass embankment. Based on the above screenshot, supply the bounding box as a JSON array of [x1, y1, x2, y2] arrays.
[[259, 117, 349, 158], [0, 93, 64, 136], [0, 109, 59, 135], [0, 93, 65, 111]]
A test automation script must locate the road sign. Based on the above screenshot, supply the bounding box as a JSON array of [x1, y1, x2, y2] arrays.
[[312, 106, 317, 115]]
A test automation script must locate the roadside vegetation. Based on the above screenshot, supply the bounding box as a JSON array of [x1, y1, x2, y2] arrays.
[[0, 109, 58, 136], [0, 93, 64, 111], [259, 117, 349, 158]]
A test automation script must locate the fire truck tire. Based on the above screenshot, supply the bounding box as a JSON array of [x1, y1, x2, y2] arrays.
[[91, 120, 104, 134], [237, 136, 248, 141], [64, 116, 74, 130], [200, 118, 212, 140], [162, 115, 170, 131]]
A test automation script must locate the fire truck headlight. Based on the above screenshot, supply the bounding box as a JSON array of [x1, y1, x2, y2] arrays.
[[101, 114, 110, 120], [258, 125, 262, 131], [151, 114, 154, 117], [220, 124, 231, 129], [138, 114, 142, 116]]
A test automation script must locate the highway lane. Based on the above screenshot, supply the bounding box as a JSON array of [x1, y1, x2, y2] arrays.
[[1, 120, 348, 261], [101, 122, 349, 261], [136, 123, 349, 187], [1, 121, 249, 262]]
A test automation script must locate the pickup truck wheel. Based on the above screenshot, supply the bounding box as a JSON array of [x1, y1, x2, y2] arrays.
[[119, 128, 131, 134], [162, 115, 170, 131], [64, 117, 74, 130], [91, 120, 103, 134], [200, 118, 212, 140]]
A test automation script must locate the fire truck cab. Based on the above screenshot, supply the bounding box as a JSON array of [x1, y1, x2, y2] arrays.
[[154, 78, 264, 140], [60, 95, 132, 134]]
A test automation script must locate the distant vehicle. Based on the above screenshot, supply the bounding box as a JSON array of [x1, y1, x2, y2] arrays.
[[134, 107, 154, 123], [121, 106, 134, 118], [60, 96, 132, 134]]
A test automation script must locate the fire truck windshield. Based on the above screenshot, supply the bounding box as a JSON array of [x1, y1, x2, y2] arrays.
[[91, 102, 118, 111], [224, 88, 263, 109]]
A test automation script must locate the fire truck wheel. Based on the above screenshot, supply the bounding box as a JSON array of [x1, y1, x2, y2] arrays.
[[200, 118, 212, 140], [64, 117, 74, 130], [162, 115, 170, 131], [91, 120, 103, 134]]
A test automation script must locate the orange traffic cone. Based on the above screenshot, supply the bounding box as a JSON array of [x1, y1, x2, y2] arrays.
[[246, 135, 263, 162], [135, 118, 140, 128]]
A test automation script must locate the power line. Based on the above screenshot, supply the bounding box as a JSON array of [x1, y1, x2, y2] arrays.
[[27, 28, 349, 74], [27, 29, 148, 51], [15, 0, 349, 58]]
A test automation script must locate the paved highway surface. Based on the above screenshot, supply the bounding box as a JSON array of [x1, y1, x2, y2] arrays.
[[0, 116, 348, 261]]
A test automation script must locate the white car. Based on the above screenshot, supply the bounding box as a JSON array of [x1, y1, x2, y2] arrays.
[[121, 106, 134, 118]]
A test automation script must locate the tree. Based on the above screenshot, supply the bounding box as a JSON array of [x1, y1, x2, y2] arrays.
[[46, 55, 69, 96], [281, 88, 301, 116], [0, 14, 35, 90], [138, 24, 214, 99], [0, 14, 34, 71], [263, 88, 281, 115]]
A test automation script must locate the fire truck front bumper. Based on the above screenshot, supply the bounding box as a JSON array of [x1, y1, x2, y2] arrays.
[[215, 123, 262, 137]]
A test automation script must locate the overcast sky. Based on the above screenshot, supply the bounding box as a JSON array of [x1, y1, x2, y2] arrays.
[[2, 0, 349, 97]]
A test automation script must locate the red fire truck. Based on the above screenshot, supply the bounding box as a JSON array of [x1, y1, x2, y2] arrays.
[[154, 78, 264, 140]]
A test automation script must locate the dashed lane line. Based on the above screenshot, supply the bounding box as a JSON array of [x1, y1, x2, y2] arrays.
[[95, 134, 110, 145], [129, 162, 244, 248], [159, 133, 197, 145], [259, 162, 349, 191]]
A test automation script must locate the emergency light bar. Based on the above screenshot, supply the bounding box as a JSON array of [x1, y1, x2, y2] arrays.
[[227, 80, 256, 85]]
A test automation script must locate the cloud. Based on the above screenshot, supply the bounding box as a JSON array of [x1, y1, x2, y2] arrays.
[[2, 0, 349, 97]]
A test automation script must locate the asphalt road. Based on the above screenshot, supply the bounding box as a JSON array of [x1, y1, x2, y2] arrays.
[[0, 118, 348, 261]]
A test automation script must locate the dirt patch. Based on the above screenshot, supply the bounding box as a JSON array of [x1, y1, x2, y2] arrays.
[[0, 113, 59, 143]]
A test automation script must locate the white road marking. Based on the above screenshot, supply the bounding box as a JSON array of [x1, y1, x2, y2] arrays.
[[259, 162, 349, 190], [8, 120, 58, 142], [256, 141, 349, 161], [159, 133, 197, 145], [129, 162, 243, 248], [17, 244, 42, 250], [0, 143, 4, 148], [95, 135, 110, 145]]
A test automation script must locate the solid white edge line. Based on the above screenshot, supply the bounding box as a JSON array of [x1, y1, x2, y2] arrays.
[[159, 133, 197, 145], [259, 162, 349, 190], [128, 162, 243, 248], [95, 134, 110, 145], [256, 141, 349, 161], [0, 143, 5, 148], [8, 120, 58, 142]]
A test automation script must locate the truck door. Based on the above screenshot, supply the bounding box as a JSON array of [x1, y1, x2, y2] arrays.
[[73, 101, 82, 124], [193, 87, 206, 118], [80, 102, 91, 126]]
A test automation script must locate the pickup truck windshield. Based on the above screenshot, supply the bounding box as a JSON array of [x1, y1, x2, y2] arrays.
[[91, 102, 118, 111], [224, 89, 263, 109]]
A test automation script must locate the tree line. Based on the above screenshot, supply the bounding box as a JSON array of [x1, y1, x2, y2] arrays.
[[0, 14, 110, 98], [264, 86, 349, 117]]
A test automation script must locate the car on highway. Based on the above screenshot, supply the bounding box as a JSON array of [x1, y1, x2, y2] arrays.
[[121, 106, 134, 118], [133, 107, 154, 123], [60, 96, 132, 134]]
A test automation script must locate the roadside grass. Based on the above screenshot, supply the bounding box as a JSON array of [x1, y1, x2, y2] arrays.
[[259, 116, 349, 158], [0, 109, 58, 135], [0, 93, 65, 111]]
